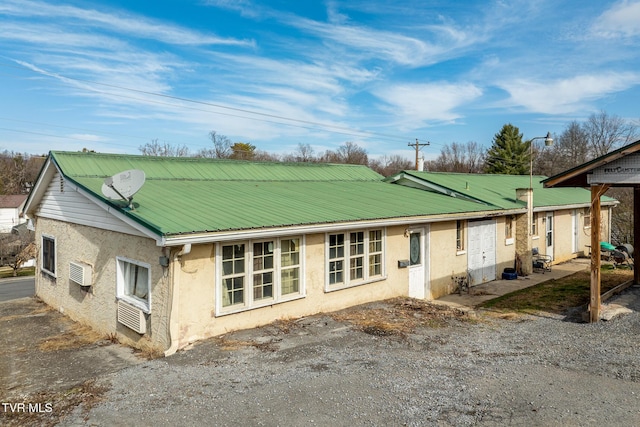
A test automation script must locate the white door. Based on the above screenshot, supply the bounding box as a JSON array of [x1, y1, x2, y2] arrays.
[[546, 212, 554, 260], [571, 210, 579, 253], [408, 228, 427, 299], [468, 220, 497, 286]]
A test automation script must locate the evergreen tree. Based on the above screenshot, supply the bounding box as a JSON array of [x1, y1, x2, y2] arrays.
[[484, 124, 529, 174]]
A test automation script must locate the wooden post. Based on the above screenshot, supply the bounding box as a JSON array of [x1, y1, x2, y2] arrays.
[[590, 185, 603, 322], [635, 186, 640, 286]]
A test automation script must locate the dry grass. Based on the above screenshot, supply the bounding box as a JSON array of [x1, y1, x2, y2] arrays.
[[0, 305, 53, 323], [480, 267, 633, 315], [38, 323, 104, 352], [332, 297, 471, 338], [0, 379, 108, 427]]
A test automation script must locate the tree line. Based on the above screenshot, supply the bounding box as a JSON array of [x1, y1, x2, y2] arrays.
[[139, 132, 415, 177]]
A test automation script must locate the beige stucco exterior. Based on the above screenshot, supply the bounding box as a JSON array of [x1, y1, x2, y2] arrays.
[[533, 206, 611, 264], [32, 207, 613, 353], [34, 217, 169, 352], [171, 226, 411, 348]]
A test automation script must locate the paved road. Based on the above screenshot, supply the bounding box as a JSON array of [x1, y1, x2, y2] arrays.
[[0, 276, 35, 302]]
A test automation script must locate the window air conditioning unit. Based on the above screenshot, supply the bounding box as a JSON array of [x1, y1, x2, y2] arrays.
[[117, 300, 146, 334], [69, 261, 92, 286]]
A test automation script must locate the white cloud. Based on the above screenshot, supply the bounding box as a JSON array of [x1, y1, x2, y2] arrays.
[[499, 73, 640, 114], [0, 0, 253, 47], [592, 0, 640, 38], [373, 82, 483, 124]]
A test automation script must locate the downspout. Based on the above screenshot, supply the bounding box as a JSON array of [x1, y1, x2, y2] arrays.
[[164, 243, 191, 357]]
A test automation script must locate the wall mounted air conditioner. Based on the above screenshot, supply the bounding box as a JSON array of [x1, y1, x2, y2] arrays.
[[69, 261, 92, 286], [117, 300, 146, 334]]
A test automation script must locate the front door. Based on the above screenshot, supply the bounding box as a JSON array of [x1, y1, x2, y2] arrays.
[[468, 219, 497, 286], [572, 209, 579, 253], [546, 212, 554, 260], [408, 228, 427, 299]]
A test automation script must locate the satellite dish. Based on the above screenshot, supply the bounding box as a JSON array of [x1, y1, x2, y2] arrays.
[[101, 169, 145, 209]]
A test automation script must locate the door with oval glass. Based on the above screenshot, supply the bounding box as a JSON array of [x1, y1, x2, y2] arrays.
[[408, 227, 428, 299]]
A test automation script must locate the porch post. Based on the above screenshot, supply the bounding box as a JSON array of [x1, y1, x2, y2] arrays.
[[590, 185, 603, 323], [635, 186, 640, 286]]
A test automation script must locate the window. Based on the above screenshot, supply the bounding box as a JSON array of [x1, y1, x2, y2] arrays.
[[222, 244, 246, 306], [456, 221, 465, 251], [350, 231, 365, 280], [281, 238, 301, 295], [252, 242, 274, 301], [116, 257, 151, 312], [532, 213, 538, 236], [327, 229, 384, 289], [328, 234, 345, 285], [505, 217, 513, 239], [584, 209, 591, 228], [219, 237, 303, 314], [41, 235, 56, 276], [369, 230, 383, 276]]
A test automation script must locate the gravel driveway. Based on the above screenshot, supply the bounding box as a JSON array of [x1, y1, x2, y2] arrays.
[[52, 286, 640, 427]]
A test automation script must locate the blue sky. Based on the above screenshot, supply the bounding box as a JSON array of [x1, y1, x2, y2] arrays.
[[1, 0, 640, 160]]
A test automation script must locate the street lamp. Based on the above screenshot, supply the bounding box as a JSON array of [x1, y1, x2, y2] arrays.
[[528, 132, 553, 235]]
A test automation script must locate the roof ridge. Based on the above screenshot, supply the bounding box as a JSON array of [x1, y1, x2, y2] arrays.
[[51, 151, 371, 169]]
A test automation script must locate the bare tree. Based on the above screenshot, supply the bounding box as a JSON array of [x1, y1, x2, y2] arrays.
[[11, 241, 37, 276], [293, 143, 316, 162], [197, 131, 232, 159], [0, 151, 45, 194], [537, 122, 590, 176], [139, 139, 190, 157], [427, 141, 486, 173], [369, 155, 413, 176], [609, 188, 634, 244], [582, 111, 637, 157]]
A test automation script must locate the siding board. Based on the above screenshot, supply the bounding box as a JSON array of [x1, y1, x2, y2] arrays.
[[36, 172, 147, 237]]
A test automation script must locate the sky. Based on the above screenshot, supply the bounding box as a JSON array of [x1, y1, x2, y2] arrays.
[[1, 0, 640, 161]]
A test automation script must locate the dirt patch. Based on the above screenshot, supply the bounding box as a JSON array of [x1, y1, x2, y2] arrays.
[[331, 297, 472, 337], [0, 297, 143, 423], [0, 379, 108, 427]]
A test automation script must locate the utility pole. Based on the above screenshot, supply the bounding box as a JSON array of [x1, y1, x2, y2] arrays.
[[408, 139, 430, 170]]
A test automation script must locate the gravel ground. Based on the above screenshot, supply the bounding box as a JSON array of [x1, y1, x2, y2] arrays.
[[60, 286, 640, 427]]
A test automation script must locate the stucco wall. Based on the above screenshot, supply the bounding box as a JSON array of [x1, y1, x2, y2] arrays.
[[35, 217, 168, 351], [428, 221, 467, 299], [172, 226, 411, 347]]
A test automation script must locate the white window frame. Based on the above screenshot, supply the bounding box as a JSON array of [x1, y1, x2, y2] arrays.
[[505, 217, 514, 246], [116, 256, 152, 313], [215, 236, 305, 316], [456, 220, 467, 255], [325, 228, 386, 292], [40, 234, 57, 278]]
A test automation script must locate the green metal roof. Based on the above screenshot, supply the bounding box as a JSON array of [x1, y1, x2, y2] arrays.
[[48, 151, 492, 237], [388, 171, 616, 208]]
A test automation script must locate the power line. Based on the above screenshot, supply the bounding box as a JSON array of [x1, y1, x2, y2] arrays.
[[0, 61, 414, 144]]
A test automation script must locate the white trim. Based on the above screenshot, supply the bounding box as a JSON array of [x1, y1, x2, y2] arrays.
[[324, 227, 387, 292], [160, 211, 524, 247], [40, 233, 57, 278], [533, 202, 616, 213], [116, 256, 152, 313], [215, 236, 306, 316]]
